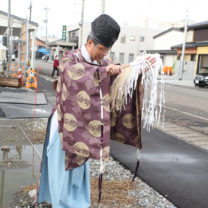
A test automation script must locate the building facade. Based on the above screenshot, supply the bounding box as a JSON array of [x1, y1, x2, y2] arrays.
[[0, 10, 38, 68], [150, 27, 184, 67], [172, 21, 208, 76], [67, 22, 161, 64]]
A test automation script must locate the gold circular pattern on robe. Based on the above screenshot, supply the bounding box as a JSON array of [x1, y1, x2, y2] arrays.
[[110, 111, 117, 127], [67, 63, 85, 80], [74, 142, 90, 157], [57, 104, 63, 121], [77, 91, 91, 110], [122, 114, 136, 129], [112, 133, 125, 143], [102, 146, 110, 161], [62, 83, 67, 101], [64, 113, 77, 132], [88, 120, 103, 137], [102, 93, 110, 112], [59, 64, 64, 72], [60, 132, 64, 146], [76, 155, 86, 166], [62, 57, 71, 64], [56, 76, 61, 93]]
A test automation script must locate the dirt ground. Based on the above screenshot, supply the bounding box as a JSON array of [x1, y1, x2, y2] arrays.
[[11, 178, 140, 208]]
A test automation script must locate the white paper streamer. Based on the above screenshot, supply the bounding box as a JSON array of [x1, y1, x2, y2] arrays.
[[111, 52, 165, 131]]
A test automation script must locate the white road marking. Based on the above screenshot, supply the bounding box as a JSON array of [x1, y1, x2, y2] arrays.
[[165, 106, 208, 122]]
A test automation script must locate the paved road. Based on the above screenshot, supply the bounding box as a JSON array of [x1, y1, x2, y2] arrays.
[[157, 84, 208, 150], [36, 60, 53, 77]]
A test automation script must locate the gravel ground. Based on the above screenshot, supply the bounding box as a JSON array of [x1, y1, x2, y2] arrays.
[[3, 118, 176, 208], [11, 158, 177, 208]]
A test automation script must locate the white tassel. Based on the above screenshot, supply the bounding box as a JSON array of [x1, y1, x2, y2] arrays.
[[111, 52, 165, 130]]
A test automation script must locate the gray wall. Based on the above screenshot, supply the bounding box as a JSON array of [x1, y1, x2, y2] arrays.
[[173, 60, 196, 81]]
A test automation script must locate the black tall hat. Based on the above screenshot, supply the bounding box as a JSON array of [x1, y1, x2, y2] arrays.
[[91, 14, 120, 48]]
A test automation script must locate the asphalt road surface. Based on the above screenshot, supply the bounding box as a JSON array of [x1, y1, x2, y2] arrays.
[[164, 84, 208, 136]]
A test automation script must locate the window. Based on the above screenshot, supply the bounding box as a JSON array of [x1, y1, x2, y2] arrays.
[[198, 55, 208, 74], [119, 53, 125, 64], [140, 36, 145, 42], [110, 52, 115, 62], [191, 54, 196, 61], [188, 31, 193, 42], [72, 31, 76, 38], [128, 53, 134, 62], [120, 35, 126, 43], [130, 35, 136, 41]]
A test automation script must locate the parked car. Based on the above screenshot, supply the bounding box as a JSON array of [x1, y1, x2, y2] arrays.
[[194, 74, 208, 87]]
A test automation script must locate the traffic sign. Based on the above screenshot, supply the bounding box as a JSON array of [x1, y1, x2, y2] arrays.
[[62, 25, 67, 42]]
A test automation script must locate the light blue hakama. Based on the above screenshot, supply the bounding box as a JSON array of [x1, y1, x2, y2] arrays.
[[38, 113, 90, 208]]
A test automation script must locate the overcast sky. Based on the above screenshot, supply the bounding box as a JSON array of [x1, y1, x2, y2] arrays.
[[1, 0, 208, 38]]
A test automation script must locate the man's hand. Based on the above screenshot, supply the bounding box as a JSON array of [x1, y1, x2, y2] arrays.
[[146, 56, 156, 69], [106, 64, 122, 75]]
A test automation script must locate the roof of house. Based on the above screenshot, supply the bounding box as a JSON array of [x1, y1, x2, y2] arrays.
[[48, 39, 77, 47], [36, 38, 45, 44], [153, 27, 183, 39], [146, 49, 177, 55], [171, 41, 208, 49], [0, 10, 38, 27], [180, 20, 208, 31]]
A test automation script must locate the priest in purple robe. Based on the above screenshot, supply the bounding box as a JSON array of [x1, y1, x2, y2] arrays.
[[37, 13, 156, 207], [37, 14, 122, 208]]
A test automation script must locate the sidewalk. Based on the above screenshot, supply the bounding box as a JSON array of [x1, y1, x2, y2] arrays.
[[164, 79, 195, 88], [159, 75, 195, 88]]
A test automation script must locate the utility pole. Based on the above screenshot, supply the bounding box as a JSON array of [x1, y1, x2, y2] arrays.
[[7, 0, 11, 77], [26, 16, 29, 67], [44, 6, 49, 60], [29, 0, 32, 21], [179, 9, 188, 80], [28, 0, 32, 66], [101, 0, 105, 14], [79, 0, 85, 47]]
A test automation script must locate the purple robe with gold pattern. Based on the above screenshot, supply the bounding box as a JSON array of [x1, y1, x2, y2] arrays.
[[51, 48, 142, 170]]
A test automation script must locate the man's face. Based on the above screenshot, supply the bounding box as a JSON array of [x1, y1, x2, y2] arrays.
[[86, 39, 110, 62], [92, 44, 110, 62]]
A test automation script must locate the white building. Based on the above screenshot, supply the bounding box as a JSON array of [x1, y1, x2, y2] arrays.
[[0, 10, 38, 67], [148, 27, 184, 66], [67, 22, 161, 64], [153, 27, 184, 50]]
